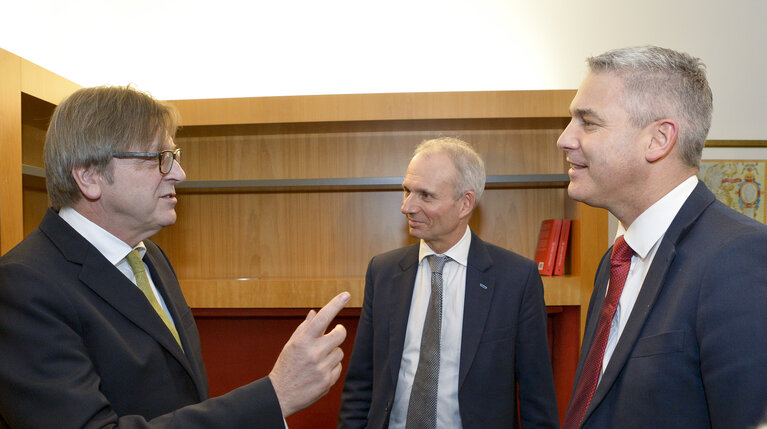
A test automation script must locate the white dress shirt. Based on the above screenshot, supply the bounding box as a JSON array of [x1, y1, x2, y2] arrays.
[[389, 226, 472, 429], [600, 175, 698, 378], [58, 207, 178, 329]]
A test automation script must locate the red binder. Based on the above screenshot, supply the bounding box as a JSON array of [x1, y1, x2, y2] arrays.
[[534, 219, 562, 276]]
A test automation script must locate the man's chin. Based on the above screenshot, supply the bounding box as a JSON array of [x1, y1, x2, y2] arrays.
[[566, 182, 588, 203], [567, 183, 607, 210], [159, 211, 178, 228], [407, 227, 424, 240]]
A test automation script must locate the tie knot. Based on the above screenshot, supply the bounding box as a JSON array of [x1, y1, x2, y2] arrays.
[[428, 255, 449, 275], [611, 236, 634, 265], [126, 249, 146, 275]]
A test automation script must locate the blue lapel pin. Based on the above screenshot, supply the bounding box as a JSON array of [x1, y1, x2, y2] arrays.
[[479, 283, 488, 290]]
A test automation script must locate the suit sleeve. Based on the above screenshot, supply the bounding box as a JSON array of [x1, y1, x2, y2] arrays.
[[697, 231, 767, 429], [0, 258, 285, 429], [337, 257, 377, 429], [514, 262, 560, 429]]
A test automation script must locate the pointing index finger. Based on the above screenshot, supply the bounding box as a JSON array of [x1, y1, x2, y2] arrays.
[[305, 292, 350, 337]]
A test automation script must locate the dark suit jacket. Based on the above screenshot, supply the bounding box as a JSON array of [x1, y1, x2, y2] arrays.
[[338, 232, 559, 429], [572, 181, 767, 428], [0, 209, 284, 428]]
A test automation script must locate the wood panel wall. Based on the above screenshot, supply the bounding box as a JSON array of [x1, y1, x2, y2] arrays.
[[0, 49, 24, 252], [0, 49, 79, 253], [151, 117, 576, 308]]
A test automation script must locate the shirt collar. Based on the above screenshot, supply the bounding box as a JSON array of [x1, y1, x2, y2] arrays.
[[58, 206, 147, 264], [418, 225, 472, 266], [616, 175, 698, 258]]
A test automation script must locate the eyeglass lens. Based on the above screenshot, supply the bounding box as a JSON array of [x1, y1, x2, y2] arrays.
[[160, 150, 181, 174]]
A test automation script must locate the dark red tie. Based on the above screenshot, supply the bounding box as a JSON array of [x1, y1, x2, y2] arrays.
[[562, 236, 634, 429]]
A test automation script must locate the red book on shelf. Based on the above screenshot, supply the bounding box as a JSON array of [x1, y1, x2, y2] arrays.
[[534, 219, 562, 276], [553, 219, 571, 276]]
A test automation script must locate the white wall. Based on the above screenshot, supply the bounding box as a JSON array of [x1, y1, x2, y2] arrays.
[[1, 0, 765, 138]]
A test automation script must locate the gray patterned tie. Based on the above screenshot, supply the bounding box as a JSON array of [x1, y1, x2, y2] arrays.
[[407, 254, 449, 429]]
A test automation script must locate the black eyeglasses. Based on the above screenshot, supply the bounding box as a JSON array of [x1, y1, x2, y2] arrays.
[[112, 149, 182, 175]]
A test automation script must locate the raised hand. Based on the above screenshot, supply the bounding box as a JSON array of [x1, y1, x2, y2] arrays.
[[268, 291, 350, 417]]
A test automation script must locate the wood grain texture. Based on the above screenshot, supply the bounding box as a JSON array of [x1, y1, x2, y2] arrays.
[[7, 81, 605, 315], [1, 49, 79, 255], [21, 93, 56, 168], [180, 278, 365, 308], [178, 275, 581, 308], [705, 139, 767, 147], [150, 91, 599, 310], [22, 185, 48, 237], [150, 187, 570, 307], [0, 49, 23, 254], [20, 57, 80, 105], [175, 118, 568, 181], [168, 91, 577, 126], [570, 202, 609, 337], [19, 94, 56, 236]]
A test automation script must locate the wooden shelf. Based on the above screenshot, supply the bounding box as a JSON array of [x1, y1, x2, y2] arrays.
[[178, 275, 582, 308], [22, 164, 45, 177], [21, 165, 568, 192], [167, 90, 576, 126], [176, 174, 569, 192], [540, 275, 583, 306], [705, 139, 767, 147], [10, 87, 603, 326]]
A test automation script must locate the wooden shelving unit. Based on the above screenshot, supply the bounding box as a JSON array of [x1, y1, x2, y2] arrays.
[[2, 51, 607, 426], [146, 91, 608, 312], [0, 49, 80, 253], [9, 84, 609, 312]]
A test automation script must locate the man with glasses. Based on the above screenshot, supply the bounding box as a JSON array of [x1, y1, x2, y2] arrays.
[[0, 85, 348, 428]]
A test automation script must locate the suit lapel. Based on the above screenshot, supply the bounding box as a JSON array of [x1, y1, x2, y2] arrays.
[[583, 181, 716, 422], [39, 209, 202, 397], [458, 233, 495, 387], [388, 245, 420, 385], [77, 250, 187, 361], [143, 246, 208, 397]]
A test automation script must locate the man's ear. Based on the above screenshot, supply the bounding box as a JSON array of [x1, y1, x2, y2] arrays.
[[645, 119, 679, 163], [458, 190, 476, 219], [71, 166, 103, 201]]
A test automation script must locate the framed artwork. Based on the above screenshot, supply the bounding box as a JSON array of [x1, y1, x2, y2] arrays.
[[699, 147, 767, 224]]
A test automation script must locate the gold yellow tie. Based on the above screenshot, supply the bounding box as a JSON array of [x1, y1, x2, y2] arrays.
[[126, 249, 182, 349]]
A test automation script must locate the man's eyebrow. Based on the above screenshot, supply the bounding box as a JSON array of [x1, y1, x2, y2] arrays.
[[571, 108, 603, 123], [402, 184, 433, 195]]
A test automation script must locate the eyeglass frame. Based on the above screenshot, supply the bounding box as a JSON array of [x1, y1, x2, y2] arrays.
[[112, 148, 182, 175]]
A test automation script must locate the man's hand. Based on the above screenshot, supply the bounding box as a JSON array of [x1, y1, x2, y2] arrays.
[[268, 292, 350, 417]]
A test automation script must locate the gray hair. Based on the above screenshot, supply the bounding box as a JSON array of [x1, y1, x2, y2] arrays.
[[413, 137, 486, 203], [588, 45, 713, 167], [45, 85, 179, 209]]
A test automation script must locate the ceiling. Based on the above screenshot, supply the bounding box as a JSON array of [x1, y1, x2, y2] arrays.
[[1, 0, 766, 140]]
